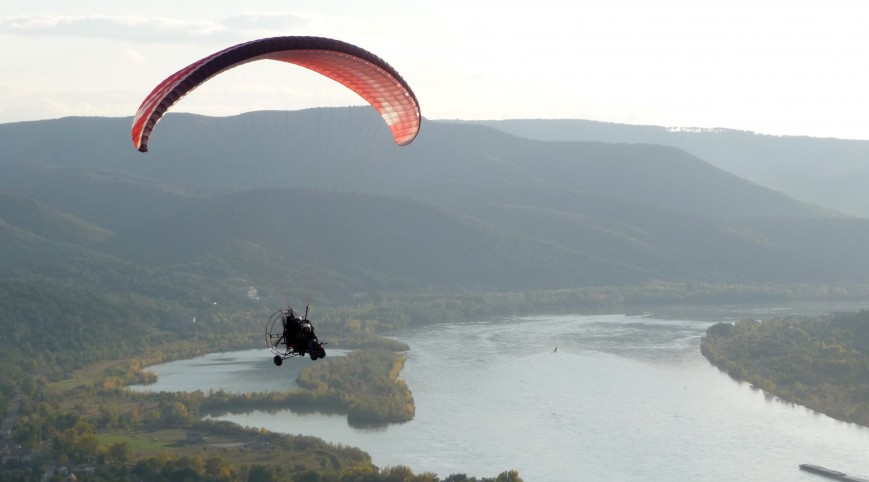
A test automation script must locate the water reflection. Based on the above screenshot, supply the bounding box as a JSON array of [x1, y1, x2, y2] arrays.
[[128, 349, 348, 394]]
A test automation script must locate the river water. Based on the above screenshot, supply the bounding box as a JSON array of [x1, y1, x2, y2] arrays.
[[132, 303, 869, 481]]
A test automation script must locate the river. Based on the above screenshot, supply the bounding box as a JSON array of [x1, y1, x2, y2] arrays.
[[132, 303, 869, 481]]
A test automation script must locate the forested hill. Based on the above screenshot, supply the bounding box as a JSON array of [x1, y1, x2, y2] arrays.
[[0, 110, 832, 220], [466, 118, 869, 218], [3, 109, 869, 295], [702, 310, 869, 426]]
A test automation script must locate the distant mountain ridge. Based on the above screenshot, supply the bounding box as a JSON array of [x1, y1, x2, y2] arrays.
[[0, 110, 833, 218], [464, 118, 869, 218], [3, 108, 869, 298]]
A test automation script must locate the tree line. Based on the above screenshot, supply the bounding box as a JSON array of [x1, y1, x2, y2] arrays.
[[701, 310, 869, 426]]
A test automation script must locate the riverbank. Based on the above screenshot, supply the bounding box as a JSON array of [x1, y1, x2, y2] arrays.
[[701, 311, 869, 427], [36, 348, 514, 481], [199, 349, 415, 426]]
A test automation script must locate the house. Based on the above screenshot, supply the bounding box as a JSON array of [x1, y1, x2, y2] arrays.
[[0, 445, 32, 465], [247, 286, 259, 300]]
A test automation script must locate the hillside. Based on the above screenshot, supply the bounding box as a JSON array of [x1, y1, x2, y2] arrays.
[[466, 118, 869, 218], [3, 109, 869, 296], [0, 110, 831, 219], [0, 192, 112, 274], [98, 188, 647, 292]]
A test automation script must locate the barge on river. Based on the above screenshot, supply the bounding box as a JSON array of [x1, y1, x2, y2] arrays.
[[799, 464, 869, 482]]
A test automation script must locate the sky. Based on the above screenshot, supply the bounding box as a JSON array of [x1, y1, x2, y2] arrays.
[[2, 0, 869, 140]]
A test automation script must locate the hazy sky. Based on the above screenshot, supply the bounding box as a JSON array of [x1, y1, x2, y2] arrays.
[[2, 0, 869, 139]]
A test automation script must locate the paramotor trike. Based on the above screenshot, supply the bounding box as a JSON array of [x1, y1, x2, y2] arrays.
[[265, 306, 327, 366]]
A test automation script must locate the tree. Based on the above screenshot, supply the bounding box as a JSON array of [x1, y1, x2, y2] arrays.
[[381, 465, 415, 482], [55, 420, 99, 464], [106, 441, 131, 464], [247, 465, 278, 482], [493, 470, 523, 482]]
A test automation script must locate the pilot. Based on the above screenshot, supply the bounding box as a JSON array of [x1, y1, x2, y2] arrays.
[[283, 311, 302, 346], [297, 317, 316, 353]]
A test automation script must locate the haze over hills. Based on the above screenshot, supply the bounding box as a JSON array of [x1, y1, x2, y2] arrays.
[[0, 109, 835, 218], [466, 118, 869, 218], [2, 108, 869, 301]]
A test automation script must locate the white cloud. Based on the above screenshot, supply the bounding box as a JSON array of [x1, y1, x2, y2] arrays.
[[0, 13, 313, 43], [0, 15, 224, 42], [122, 48, 147, 65], [222, 12, 310, 32]]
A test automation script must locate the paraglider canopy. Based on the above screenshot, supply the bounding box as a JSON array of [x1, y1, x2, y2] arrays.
[[132, 36, 421, 152]]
